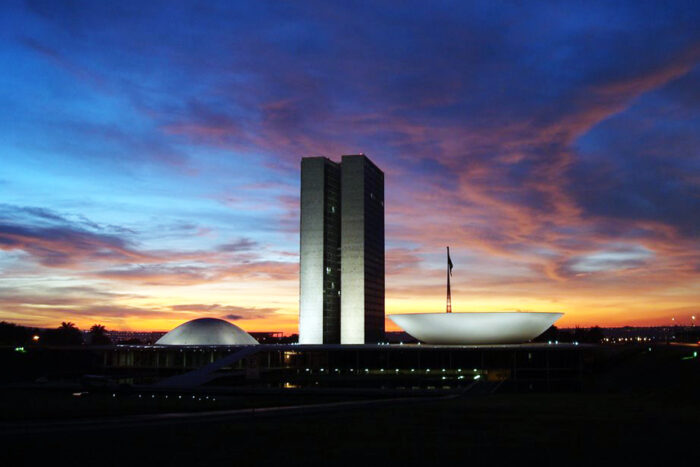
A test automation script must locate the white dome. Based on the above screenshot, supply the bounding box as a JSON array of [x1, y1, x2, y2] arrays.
[[156, 318, 258, 346]]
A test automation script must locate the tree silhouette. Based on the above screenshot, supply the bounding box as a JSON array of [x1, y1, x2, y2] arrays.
[[42, 322, 83, 346], [0, 321, 31, 345], [587, 326, 604, 343], [534, 325, 558, 342], [88, 324, 111, 345]]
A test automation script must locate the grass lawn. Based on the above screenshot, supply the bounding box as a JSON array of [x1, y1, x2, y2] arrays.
[[2, 345, 698, 466]]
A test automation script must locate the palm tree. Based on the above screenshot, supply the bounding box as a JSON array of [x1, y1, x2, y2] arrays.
[[45, 321, 83, 345], [89, 324, 111, 345], [90, 324, 106, 334]]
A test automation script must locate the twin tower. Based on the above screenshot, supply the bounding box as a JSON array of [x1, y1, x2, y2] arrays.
[[299, 155, 385, 344]]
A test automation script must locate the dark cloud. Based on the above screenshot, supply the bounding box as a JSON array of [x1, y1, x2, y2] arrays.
[[0, 206, 272, 280], [169, 303, 278, 320], [92, 260, 297, 286], [93, 265, 214, 285], [571, 154, 699, 236], [0, 222, 145, 267], [569, 67, 700, 238], [0, 284, 141, 303], [217, 238, 257, 252], [386, 248, 423, 275], [0, 205, 151, 267]]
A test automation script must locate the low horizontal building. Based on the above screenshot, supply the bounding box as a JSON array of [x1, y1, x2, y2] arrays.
[[94, 342, 590, 392]]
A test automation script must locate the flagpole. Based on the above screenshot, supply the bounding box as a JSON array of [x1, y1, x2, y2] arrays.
[[446, 246, 452, 313]]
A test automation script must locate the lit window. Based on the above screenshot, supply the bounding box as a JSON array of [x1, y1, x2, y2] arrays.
[[326, 267, 331, 274]]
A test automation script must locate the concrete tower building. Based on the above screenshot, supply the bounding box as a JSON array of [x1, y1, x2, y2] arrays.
[[339, 155, 385, 344], [299, 157, 342, 344], [299, 155, 385, 344]]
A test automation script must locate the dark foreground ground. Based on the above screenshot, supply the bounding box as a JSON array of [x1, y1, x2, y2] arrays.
[[1, 344, 698, 466]]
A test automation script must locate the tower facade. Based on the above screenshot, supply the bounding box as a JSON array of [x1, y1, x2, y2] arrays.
[[299, 154, 385, 344], [339, 155, 385, 344], [299, 157, 341, 344]]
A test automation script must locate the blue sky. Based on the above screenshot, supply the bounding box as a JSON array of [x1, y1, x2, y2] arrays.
[[1, 0, 699, 331]]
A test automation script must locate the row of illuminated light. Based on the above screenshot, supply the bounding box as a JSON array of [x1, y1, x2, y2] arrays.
[[72, 392, 220, 401], [302, 368, 481, 373], [134, 394, 217, 401], [603, 337, 656, 343]]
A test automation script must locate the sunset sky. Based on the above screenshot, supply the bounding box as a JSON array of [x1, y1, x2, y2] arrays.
[[1, 1, 699, 333]]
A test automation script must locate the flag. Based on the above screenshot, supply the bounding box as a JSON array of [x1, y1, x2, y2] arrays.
[[447, 247, 453, 276]]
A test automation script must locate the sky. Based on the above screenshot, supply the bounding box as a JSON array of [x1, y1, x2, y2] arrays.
[[1, 0, 699, 333]]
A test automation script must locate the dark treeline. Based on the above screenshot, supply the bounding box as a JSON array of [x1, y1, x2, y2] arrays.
[[0, 321, 112, 346], [533, 325, 604, 343], [536, 325, 700, 344]]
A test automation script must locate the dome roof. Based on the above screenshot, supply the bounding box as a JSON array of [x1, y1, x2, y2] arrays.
[[156, 318, 258, 346]]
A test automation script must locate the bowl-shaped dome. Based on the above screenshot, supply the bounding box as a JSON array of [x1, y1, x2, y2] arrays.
[[156, 318, 258, 346], [389, 312, 563, 345]]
